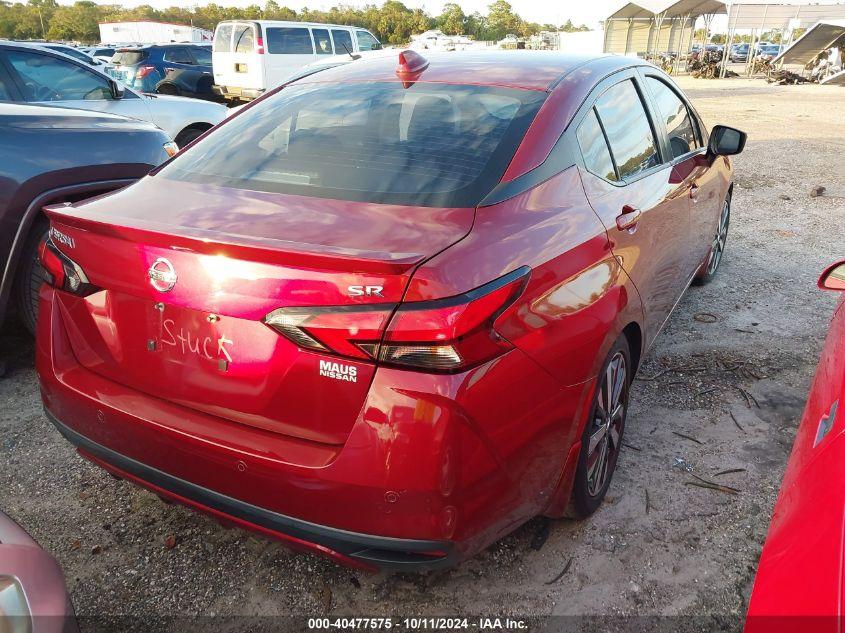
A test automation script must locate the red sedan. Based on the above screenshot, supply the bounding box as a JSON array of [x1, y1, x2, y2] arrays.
[[35, 51, 745, 570], [746, 261, 845, 631]]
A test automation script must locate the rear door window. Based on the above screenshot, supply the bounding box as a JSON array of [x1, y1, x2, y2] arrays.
[[163, 47, 193, 64], [356, 30, 380, 51], [576, 108, 617, 182], [645, 76, 699, 159], [311, 29, 333, 55], [213, 24, 233, 52], [266, 27, 314, 54], [190, 47, 212, 65], [6, 50, 112, 101], [594, 79, 660, 180], [233, 25, 255, 53], [331, 29, 353, 54]]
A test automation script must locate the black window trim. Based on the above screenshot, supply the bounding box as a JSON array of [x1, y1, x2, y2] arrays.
[[638, 68, 707, 166]]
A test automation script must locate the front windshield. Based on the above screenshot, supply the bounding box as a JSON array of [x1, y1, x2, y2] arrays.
[[158, 81, 545, 207]]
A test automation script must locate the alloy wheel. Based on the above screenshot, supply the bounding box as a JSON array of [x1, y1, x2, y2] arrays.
[[707, 199, 730, 275], [586, 352, 628, 497]]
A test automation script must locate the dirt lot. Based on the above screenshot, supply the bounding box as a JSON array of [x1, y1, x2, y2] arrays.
[[1, 77, 843, 631]]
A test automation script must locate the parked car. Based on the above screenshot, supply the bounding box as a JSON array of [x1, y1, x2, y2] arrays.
[[757, 44, 783, 61], [0, 510, 78, 633], [211, 20, 381, 102], [746, 260, 845, 630], [37, 42, 103, 66], [81, 46, 116, 64], [108, 43, 219, 101], [36, 51, 745, 571], [0, 41, 227, 146], [0, 103, 175, 333], [730, 43, 750, 62]]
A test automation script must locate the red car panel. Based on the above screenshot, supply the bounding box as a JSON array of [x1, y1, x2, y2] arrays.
[[746, 278, 845, 630]]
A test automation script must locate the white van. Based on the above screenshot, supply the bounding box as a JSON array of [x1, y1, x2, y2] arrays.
[[212, 20, 382, 101]]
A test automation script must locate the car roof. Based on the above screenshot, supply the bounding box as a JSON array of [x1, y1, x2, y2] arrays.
[[0, 102, 138, 123], [294, 51, 636, 92], [219, 19, 364, 30]]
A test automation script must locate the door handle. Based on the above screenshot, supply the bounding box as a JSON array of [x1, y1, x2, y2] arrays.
[[616, 206, 642, 233]]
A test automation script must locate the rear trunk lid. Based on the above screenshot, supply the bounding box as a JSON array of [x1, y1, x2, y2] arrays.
[[46, 178, 474, 445]]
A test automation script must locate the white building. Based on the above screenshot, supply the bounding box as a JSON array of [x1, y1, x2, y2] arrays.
[[98, 20, 213, 45]]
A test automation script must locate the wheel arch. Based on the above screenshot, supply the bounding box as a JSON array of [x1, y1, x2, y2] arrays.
[[0, 179, 136, 325], [175, 122, 214, 147], [621, 321, 643, 376]]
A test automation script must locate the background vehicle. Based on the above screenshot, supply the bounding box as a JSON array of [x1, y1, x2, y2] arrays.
[[37, 51, 743, 571], [211, 20, 381, 102], [0, 41, 226, 146], [0, 510, 78, 633], [730, 43, 750, 62], [746, 261, 845, 631], [81, 46, 116, 63], [38, 42, 103, 66], [757, 44, 783, 61], [109, 44, 219, 101], [0, 103, 174, 333]]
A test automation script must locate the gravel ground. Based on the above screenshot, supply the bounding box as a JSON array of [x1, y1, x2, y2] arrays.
[[1, 77, 843, 632]]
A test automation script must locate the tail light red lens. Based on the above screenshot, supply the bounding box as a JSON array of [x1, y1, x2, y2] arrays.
[[136, 65, 156, 79], [39, 237, 96, 296], [256, 37, 265, 54], [264, 267, 530, 373]]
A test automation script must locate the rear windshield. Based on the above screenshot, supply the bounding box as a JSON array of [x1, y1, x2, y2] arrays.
[[159, 82, 545, 207], [214, 24, 233, 52], [112, 50, 147, 65]]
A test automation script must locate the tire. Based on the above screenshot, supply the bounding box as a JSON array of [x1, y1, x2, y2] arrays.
[[156, 83, 180, 96], [570, 335, 631, 518], [693, 193, 731, 286], [14, 222, 49, 336], [175, 126, 207, 148]]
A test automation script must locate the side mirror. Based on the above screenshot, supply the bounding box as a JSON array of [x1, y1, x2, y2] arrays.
[[372, 42, 383, 50], [109, 80, 124, 100], [708, 125, 747, 156], [819, 261, 845, 291]]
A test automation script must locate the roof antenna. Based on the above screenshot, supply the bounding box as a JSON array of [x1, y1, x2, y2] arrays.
[[341, 43, 361, 61]]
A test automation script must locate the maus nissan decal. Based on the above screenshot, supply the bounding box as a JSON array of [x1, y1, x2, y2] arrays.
[[319, 360, 358, 383]]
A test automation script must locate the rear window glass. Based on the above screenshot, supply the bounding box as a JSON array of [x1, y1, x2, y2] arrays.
[[112, 50, 147, 65], [233, 25, 254, 53], [159, 82, 545, 207], [267, 28, 313, 54], [331, 30, 353, 54], [213, 24, 232, 52], [163, 47, 192, 64]]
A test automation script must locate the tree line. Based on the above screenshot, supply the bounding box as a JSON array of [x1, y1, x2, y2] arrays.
[[0, 0, 590, 45]]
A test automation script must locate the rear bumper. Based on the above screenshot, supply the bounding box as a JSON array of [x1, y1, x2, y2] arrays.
[[45, 409, 454, 571], [37, 284, 588, 570], [212, 84, 264, 101]]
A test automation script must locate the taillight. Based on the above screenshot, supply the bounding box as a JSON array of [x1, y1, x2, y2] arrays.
[[264, 268, 529, 373], [135, 65, 156, 79], [256, 37, 265, 54], [38, 237, 97, 296]]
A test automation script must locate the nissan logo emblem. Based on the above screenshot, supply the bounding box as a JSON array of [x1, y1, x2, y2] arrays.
[[148, 258, 177, 292]]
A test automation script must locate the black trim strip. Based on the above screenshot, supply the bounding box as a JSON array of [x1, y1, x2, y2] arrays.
[[45, 409, 455, 571]]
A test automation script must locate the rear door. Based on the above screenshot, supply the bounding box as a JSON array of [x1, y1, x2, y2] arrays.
[[576, 73, 692, 347], [160, 45, 196, 83], [263, 25, 317, 88]]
